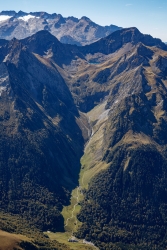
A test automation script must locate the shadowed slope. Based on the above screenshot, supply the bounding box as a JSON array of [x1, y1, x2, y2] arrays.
[[80, 27, 167, 55], [0, 38, 84, 232]]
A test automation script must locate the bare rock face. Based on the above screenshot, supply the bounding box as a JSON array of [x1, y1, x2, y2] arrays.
[[0, 36, 84, 232], [0, 11, 121, 45], [80, 27, 167, 55]]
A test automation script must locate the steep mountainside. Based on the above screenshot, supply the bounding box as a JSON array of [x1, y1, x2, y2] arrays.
[[80, 27, 167, 55], [1, 27, 167, 249], [0, 230, 38, 250], [62, 27, 167, 112], [21, 30, 83, 66], [0, 37, 84, 233], [74, 34, 167, 249], [0, 11, 121, 45]]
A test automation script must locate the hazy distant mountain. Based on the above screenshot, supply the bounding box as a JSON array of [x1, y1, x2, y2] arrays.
[[0, 10, 121, 45]]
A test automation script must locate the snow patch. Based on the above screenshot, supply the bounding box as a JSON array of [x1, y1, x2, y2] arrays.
[[0, 86, 7, 96], [3, 54, 9, 63], [18, 15, 39, 22], [0, 15, 11, 22], [0, 76, 8, 96], [0, 64, 10, 96]]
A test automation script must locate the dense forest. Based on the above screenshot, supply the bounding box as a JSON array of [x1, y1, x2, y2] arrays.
[[77, 145, 167, 249]]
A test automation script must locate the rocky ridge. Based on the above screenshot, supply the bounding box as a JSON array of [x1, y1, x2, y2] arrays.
[[0, 10, 121, 45]]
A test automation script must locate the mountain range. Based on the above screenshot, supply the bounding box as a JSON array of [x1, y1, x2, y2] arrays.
[[0, 11, 121, 45], [0, 19, 167, 249]]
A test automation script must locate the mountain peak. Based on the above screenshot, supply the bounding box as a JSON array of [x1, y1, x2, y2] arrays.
[[0, 10, 121, 45], [17, 10, 28, 16], [29, 29, 56, 38], [107, 27, 142, 41], [66, 16, 79, 22], [22, 29, 60, 45], [81, 27, 167, 55], [21, 30, 60, 57], [0, 10, 16, 16], [136, 42, 153, 57], [80, 16, 91, 22]]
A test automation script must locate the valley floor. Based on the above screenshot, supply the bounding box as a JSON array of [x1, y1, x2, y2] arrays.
[[46, 102, 110, 249]]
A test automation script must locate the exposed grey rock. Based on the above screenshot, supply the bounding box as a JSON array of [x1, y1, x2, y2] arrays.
[[0, 11, 121, 45]]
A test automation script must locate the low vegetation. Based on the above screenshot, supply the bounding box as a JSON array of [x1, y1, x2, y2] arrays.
[[0, 211, 70, 249]]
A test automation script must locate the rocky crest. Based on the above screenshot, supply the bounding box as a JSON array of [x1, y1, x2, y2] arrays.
[[0, 11, 121, 45]]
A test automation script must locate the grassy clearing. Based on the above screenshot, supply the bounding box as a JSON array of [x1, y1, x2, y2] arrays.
[[47, 232, 95, 250], [52, 103, 109, 249], [79, 101, 110, 188], [0, 230, 35, 250], [61, 187, 83, 233]]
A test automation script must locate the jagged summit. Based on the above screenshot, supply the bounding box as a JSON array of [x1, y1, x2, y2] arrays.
[[80, 27, 167, 55], [21, 30, 82, 66], [81, 16, 91, 22], [0, 10, 121, 45], [22, 29, 59, 44], [135, 42, 154, 57]]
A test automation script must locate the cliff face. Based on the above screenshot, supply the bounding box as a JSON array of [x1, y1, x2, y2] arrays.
[[0, 37, 83, 231], [0, 11, 121, 45], [80, 27, 167, 55]]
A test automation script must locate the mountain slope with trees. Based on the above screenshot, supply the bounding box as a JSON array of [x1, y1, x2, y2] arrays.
[[0, 27, 167, 249]]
